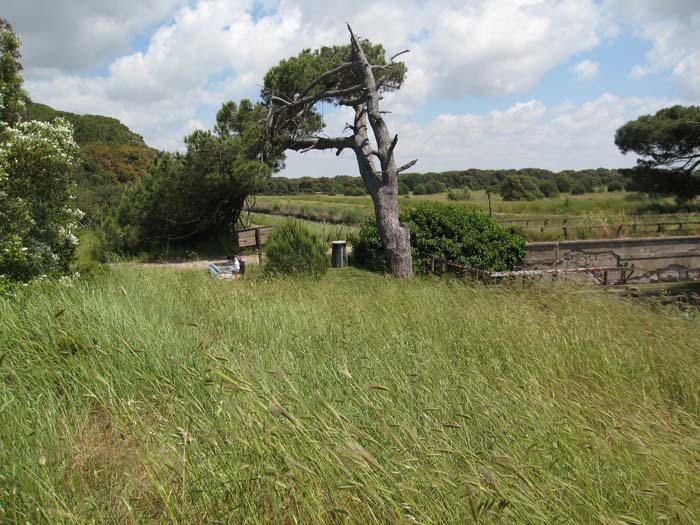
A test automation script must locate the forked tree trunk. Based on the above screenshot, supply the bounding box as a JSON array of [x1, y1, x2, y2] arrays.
[[372, 186, 412, 278]]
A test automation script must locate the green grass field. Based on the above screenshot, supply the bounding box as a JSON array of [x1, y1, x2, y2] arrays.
[[252, 192, 700, 241], [1, 267, 699, 523]]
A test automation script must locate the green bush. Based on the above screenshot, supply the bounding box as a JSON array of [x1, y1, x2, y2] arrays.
[[350, 219, 388, 273], [264, 220, 329, 277], [538, 179, 560, 198], [447, 188, 472, 201], [500, 175, 544, 201], [571, 181, 587, 195], [353, 202, 526, 274], [607, 181, 624, 192], [413, 183, 429, 195]]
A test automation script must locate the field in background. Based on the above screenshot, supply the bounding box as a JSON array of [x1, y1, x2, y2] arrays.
[[246, 212, 358, 243], [1, 267, 699, 523], [251, 192, 700, 241]]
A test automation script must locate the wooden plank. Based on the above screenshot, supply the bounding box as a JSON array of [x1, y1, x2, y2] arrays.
[[237, 228, 258, 247], [257, 226, 275, 245]]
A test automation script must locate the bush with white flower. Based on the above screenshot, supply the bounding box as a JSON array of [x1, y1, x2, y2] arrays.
[[0, 118, 80, 290], [1, 20, 81, 295]]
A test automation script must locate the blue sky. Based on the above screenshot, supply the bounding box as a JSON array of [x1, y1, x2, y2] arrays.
[[6, 0, 700, 176]]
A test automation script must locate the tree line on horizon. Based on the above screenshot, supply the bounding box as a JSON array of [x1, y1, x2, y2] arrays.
[[257, 167, 628, 198]]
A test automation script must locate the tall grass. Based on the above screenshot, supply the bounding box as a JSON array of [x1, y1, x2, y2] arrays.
[[248, 213, 358, 243], [1, 268, 699, 523]]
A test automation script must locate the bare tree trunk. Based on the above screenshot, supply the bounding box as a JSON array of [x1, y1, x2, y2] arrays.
[[373, 186, 413, 278], [351, 101, 413, 278]]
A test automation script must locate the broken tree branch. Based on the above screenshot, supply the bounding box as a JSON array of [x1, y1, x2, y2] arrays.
[[397, 159, 418, 173]]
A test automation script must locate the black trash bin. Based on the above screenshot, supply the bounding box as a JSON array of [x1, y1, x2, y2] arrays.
[[331, 241, 347, 268]]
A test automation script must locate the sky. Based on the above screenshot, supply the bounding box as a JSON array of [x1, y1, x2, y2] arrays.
[[5, 0, 700, 177]]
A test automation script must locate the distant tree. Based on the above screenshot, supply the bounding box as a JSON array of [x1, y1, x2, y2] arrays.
[[538, 179, 560, 198], [570, 181, 587, 195], [265, 26, 414, 277], [413, 183, 429, 195], [607, 181, 624, 192], [398, 181, 410, 196], [500, 175, 544, 201], [615, 105, 700, 203]]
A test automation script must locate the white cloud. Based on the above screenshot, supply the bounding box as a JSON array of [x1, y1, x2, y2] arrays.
[[11, 0, 697, 177], [377, 94, 677, 174], [17, 0, 612, 152], [604, 0, 700, 97], [672, 52, 700, 98], [572, 59, 599, 80], [5, 0, 190, 72]]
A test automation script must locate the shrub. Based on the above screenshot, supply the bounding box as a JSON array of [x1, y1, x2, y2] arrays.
[[350, 219, 388, 273], [0, 118, 81, 285], [447, 188, 472, 201], [413, 183, 429, 195], [607, 181, 624, 192], [538, 179, 560, 198], [353, 202, 526, 274], [398, 182, 410, 196], [554, 174, 573, 193], [500, 175, 544, 201], [264, 220, 329, 277], [571, 181, 587, 195]]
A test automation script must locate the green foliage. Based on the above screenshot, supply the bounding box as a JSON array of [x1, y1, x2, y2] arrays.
[[607, 180, 624, 192], [1, 21, 82, 288], [353, 202, 526, 273], [0, 19, 28, 128], [23, 102, 156, 219], [537, 179, 559, 198], [259, 168, 625, 198], [264, 220, 329, 276], [261, 35, 406, 158], [500, 175, 544, 201], [350, 219, 388, 273], [447, 188, 471, 201], [0, 118, 80, 284], [616, 105, 700, 203], [24, 102, 148, 146], [106, 100, 274, 254], [264, 42, 405, 102], [412, 183, 429, 195], [554, 173, 573, 192], [571, 181, 587, 195], [398, 181, 410, 196]]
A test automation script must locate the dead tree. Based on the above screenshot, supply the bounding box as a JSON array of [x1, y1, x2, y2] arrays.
[[265, 25, 415, 278]]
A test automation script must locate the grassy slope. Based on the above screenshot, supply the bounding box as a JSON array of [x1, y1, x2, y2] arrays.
[[1, 268, 699, 523]]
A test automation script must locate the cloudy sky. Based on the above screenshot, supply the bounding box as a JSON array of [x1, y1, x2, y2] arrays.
[[5, 0, 700, 176]]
